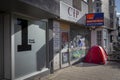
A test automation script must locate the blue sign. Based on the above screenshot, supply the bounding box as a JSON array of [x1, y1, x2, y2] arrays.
[[86, 13, 104, 26]]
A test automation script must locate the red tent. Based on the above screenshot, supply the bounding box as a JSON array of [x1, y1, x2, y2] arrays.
[[84, 45, 108, 64]]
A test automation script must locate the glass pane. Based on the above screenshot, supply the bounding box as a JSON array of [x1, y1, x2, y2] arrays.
[[70, 28, 90, 61], [14, 18, 47, 78]]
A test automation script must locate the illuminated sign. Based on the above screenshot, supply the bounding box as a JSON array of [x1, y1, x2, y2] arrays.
[[86, 13, 104, 26]]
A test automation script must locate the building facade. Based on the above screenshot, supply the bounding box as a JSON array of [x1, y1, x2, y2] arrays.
[[0, 0, 59, 80], [1, 0, 118, 80], [0, 0, 90, 80], [0, 0, 117, 80], [52, 0, 91, 70], [90, 0, 117, 53], [116, 14, 120, 41]]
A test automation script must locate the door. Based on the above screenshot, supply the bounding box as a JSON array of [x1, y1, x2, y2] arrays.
[[61, 31, 69, 68], [0, 14, 4, 79]]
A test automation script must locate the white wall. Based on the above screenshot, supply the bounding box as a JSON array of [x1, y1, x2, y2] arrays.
[[101, 0, 110, 27], [91, 30, 97, 46], [60, 0, 73, 6], [78, 1, 88, 24]]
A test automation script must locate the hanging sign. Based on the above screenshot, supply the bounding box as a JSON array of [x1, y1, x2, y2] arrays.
[[86, 13, 104, 26]]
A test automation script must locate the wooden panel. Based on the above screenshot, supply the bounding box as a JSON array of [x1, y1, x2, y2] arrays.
[[60, 22, 70, 31]]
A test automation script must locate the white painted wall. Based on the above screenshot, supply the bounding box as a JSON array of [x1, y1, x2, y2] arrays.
[[91, 30, 97, 46], [60, 0, 73, 6], [101, 0, 110, 27]]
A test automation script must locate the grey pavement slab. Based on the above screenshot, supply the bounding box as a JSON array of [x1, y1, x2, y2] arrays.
[[41, 61, 120, 80]]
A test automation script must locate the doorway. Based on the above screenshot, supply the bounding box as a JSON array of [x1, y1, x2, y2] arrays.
[[61, 31, 69, 68], [0, 14, 4, 79]]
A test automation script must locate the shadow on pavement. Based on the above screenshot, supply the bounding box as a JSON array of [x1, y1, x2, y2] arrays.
[[73, 61, 120, 69], [74, 62, 100, 67], [107, 61, 120, 69]]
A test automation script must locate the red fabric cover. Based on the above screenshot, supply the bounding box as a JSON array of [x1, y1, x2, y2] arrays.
[[84, 45, 108, 64]]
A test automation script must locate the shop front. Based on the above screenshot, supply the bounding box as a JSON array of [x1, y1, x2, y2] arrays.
[[53, 21, 91, 68], [51, 1, 90, 70], [12, 15, 49, 80], [52, 21, 70, 70], [0, 0, 59, 79], [58, 1, 90, 67], [60, 22, 70, 68]]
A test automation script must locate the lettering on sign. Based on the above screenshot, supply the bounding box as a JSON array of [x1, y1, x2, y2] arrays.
[[68, 7, 79, 18]]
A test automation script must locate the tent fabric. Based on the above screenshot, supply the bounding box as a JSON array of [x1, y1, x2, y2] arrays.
[[84, 45, 108, 64]]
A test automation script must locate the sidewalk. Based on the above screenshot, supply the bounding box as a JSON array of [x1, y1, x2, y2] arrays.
[[41, 62, 120, 80]]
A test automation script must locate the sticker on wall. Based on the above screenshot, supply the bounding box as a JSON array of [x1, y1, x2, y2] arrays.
[[61, 32, 69, 49], [62, 52, 69, 64]]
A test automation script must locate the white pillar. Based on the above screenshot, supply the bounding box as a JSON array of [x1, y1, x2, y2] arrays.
[[91, 30, 97, 46]]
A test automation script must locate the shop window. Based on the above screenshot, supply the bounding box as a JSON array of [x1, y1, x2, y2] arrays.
[[73, 0, 81, 11], [97, 31, 102, 46], [69, 27, 90, 61], [14, 18, 47, 78]]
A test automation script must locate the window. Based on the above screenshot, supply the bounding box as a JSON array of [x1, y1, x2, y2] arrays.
[[97, 31, 102, 46], [73, 0, 81, 11], [109, 0, 114, 6], [110, 35, 113, 42], [110, 13, 113, 19], [96, 8, 101, 12], [110, 21, 114, 28], [96, 3, 99, 7], [96, 3, 101, 7], [14, 18, 47, 78]]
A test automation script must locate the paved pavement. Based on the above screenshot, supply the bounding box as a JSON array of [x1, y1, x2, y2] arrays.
[[41, 61, 120, 80]]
